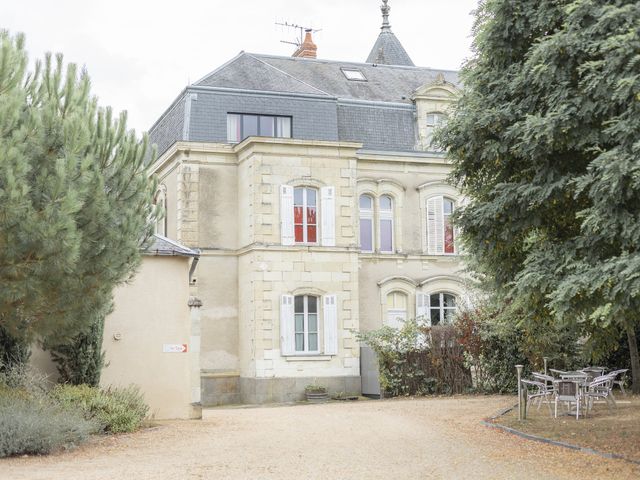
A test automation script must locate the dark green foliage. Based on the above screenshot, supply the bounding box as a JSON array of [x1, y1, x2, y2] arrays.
[[456, 305, 582, 393], [439, 0, 640, 392], [0, 31, 158, 346], [0, 325, 30, 374], [359, 320, 472, 396], [51, 384, 149, 433], [48, 314, 105, 386]]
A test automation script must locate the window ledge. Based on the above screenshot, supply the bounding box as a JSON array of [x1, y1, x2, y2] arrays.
[[283, 355, 334, 362]]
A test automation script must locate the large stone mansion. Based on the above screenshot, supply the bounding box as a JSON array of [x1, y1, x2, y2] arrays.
[[146, 0, 468, 406]]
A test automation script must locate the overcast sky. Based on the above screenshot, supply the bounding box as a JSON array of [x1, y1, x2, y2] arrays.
[[1, 0, 479, 134]]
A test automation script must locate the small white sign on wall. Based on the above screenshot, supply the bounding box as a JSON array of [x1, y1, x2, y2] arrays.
[[163, 343, 188, 353]]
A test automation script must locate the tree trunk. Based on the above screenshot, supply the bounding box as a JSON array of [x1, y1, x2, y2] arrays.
[[625, 320, 640, 394]]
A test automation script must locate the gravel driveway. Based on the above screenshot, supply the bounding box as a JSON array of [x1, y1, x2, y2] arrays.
[[2, 396, 638, 479]]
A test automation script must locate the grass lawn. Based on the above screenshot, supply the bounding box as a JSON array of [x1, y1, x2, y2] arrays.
[[493, 394, 640, 462]]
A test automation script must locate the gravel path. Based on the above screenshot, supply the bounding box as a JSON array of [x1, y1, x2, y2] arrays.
[[2, 396, 638, 479]]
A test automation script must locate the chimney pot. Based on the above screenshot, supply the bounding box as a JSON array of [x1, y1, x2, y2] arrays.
[[292, 29, 317, 59]]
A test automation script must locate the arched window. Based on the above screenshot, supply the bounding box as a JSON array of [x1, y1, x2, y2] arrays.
[[425, 112, 447, 152], [379, 195, 394, 253], [429, 292, 457, 325], [294, 187, 317, 243], [386, 291, 407, 328], [427, 196, 456, 254], [294, 295, 319, 353], [359, 194, 374, 252]]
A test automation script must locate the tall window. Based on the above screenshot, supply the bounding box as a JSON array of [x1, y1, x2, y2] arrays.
[[379, 195, 394, 253], [294, 295, 319, 353], [153, 188, 167, 236], [227, 113, 292, 143], [429, 293, 457, 325], [427, 196, 456, 254], [359, 194, 374, 252], [443, 198, 455, 254], [294, 187, 317, 243], [386, 291, 407, 328], [425, 112, 446, 152]]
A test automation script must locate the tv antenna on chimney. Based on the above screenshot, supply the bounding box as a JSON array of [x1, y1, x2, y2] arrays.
[[275, 21, 322, 47]]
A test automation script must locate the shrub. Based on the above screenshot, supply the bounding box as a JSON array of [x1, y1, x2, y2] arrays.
[[359, 319, 472, 396], [0, 395, 95, 457], [51, 384, 149, 433], [47, 314, 106, 387]]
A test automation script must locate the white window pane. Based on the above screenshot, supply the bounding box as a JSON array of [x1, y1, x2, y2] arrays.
[[259, 116, 275, 136], [308, 314, 318, 333], [307, 189, 316, 207], [360, 218, 373, 251], [227, 114, 240, 142], [359, 194, 373, 210], [430, 294, 441, 307], [380, 195, 392, 211], [307, 296, 317, 313], [294, 188, 304, 206], [380, 219, 393, 252], [276, 117, 291, 138], [443, 294, 456, 308], [308, 333, 318, 351], [294, 314, 304, 332], [295, 333, 304, 351], [294, 295, 304, 313], [243, 115, 258, 138], [443, 199, 454, 215]]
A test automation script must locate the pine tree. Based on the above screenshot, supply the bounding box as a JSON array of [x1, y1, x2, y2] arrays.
[[0, 32, 158, 358], [440, 1, 640, 392]]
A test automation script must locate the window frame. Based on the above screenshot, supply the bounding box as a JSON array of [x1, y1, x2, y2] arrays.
[[293, 187, 318, 244], [428, 292, 457, 326], [379, 195, 394, 254], [359, 194, 374, 253], [425, 112, 447, 152], [227, 113, 293, 143], [385, 290, 408, 328], [426, 195, 457, 255], [341, 68, 367, 81], [294, 295, 320, 354]]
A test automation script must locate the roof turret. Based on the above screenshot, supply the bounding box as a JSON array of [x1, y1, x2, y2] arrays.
[[366, 0, 414, 66]]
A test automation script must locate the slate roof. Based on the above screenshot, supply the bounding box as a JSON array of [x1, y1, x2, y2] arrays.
[[145, 234, 199, 257], [366, 30, 414, 66], [194, 53, 459, 106]]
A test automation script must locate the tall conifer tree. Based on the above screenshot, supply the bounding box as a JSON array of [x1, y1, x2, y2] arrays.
[[0, 32, 157, 354], [440, 1, 640, 392]]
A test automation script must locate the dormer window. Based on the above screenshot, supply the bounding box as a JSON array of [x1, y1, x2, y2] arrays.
[[425, 112, 447, 152], [227, 113, 292, 143], [341, 68, 367, 81]]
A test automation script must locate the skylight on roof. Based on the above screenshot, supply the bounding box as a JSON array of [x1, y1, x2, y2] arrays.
[[341, 68, 367, 81]]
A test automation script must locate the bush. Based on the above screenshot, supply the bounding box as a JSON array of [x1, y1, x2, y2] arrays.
[[359, 319, 472, 396], [457, 304, 583, 393], [51, 384, 149, 433], [0, 395, 95, 457]]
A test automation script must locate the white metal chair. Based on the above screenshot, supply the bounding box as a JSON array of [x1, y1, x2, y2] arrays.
[[553, 380, 583, 420], [584, 374, 616, 412], [521, 379, 553, 415], [608, 369, 628, 396]]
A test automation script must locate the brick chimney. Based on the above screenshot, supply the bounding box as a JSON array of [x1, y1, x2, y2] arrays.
[[293, 29, 317, 59]]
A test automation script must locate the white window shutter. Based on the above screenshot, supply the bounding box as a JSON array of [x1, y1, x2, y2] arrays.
[[320, 186, 336, 247], [416, 292, 428, 321], [280, 185, 294, 246], [323, 294, 338, 355], [427, 196, 444, 254], [280, 295, 295, 355]]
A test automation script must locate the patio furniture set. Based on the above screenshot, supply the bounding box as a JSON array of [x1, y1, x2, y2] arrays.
[[520, 367, 628, 420]]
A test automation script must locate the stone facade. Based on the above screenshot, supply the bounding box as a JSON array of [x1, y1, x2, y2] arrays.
[[147, 5, 468, 405]]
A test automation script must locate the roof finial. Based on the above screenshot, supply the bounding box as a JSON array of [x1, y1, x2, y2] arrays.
[[381, 0, 391, 30]]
